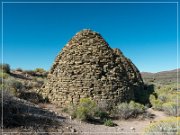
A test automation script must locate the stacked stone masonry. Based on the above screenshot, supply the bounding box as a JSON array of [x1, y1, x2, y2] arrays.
[[38, 29, 144, 107]]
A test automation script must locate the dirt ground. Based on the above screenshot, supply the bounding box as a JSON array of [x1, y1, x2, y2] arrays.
[[41, 104, 168, 135]]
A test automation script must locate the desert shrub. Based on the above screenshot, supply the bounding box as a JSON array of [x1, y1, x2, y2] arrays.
[[149, 83, 180, 114], [24, 68, 48, 77], [66, 98, 109, 121], [16, 68, 23, 72], [158, 94, 168, 102], [66, 98, 100, 121], [18, 92, 45, 104], [0, 72, 9, 79], [23, 81, 33, 89], [11, 81, 23, 90], [166, 93, 180, 103], [36, 77, 45, 86], [25, 70, 36, 76], [1, 86, 17, 96], [0, 63, 10, 73], [95, 109, 109, 120], [35, 68, 46, 73], [3, 78, 23, 96], [62, 107, 69, 113], [113, 101, 145, 119], [94, 100, 111, 120], [6, 79, 23, 90], [97, 100, 114, 112], [149, 94, 163, 110], [162, 102, 180, 116], [104, 119, 116, 127], [144, 117, 180, 135], [129, 101, 145, 112], [34, 68, 48, 78], [66, 103, 77, 119], [75, 98, 98, 121], [34, 81, 44, 88]]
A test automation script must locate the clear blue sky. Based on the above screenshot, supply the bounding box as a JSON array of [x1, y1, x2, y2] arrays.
[[1, 0, 179, 73]]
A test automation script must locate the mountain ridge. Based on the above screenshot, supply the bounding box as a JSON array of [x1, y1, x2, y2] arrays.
[[141, 68, 180, 84]]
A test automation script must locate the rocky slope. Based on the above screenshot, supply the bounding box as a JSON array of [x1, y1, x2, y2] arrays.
[[141, 69, 180, 84]]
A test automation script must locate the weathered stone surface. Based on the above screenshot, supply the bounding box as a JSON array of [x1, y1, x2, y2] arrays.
[[38, 29, 144, 107]]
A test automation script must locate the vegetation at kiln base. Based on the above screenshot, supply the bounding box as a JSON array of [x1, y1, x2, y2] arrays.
[[64, 98, 146, 126], [65, 98, 106, 121], [72, 98, 98, 121], [144, 117, 180, 135], [112, 101, 145, 119], [149, 83, 180, 116], [65, 98, 116, 126]]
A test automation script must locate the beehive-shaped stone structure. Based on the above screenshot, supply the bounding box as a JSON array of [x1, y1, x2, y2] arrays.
[[39, 29, 144, 107]]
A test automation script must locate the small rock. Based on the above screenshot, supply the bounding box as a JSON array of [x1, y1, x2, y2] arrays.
[[66, 126, 70, 130], [130, 127, 135, 131], [71, 128, 76, 133]]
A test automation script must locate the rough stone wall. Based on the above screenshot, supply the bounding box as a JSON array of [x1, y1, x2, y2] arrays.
[[38, 29, 144, 107]]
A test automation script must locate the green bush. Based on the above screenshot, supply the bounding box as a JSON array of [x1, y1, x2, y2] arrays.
[[149, 94, 163, 111], [24, 68, 48, 77], [1, 86, 17, 96], [129, 101, 145, 112], [18, 92, 45, 104], [35, 68, 46, 73], [162, 102, 179, 116], [0, 72, 9, 79], [144, 117, 180, 135], [74, 98, 98, 121], [16, 68, 23, 72], [104, 119, 115, 127], [0, 64, 10, 73], [113, 101, 145, 119], [149, 83, 180, 114], [25, 70, 36, 76], [95, 109, 109, 120], [3, 79, 23, 96], [97, 100, 114, 113], [66, 104, 77, 119], [158, 94, 167, 102], [66, 98, 110, 122]]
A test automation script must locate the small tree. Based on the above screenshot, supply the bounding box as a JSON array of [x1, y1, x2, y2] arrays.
[[0, 64, 10, 73], [35, 68, 46, 73], [73, 98, 98, 121]]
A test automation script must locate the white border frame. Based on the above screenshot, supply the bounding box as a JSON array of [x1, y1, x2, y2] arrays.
[[1, 1, 179, 134]]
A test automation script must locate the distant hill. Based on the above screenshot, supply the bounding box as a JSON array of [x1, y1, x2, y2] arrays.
[[141, 69, 180, 84]]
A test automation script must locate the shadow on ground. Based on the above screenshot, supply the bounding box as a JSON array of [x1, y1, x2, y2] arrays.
[[18, 91, 48, 104], [134, 84, 155, 105], [0, 92, 69, 133]]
